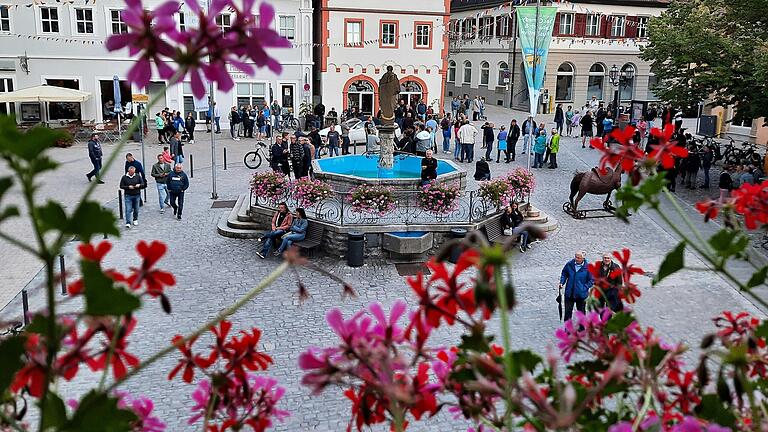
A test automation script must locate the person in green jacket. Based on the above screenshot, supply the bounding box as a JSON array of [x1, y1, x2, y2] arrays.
[[532, 130, 547, 168], [548, 128, 560, 169], [155, 113, 166, 143]]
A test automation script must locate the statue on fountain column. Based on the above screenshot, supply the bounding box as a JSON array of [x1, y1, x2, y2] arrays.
[[378, 65, 400, 127]]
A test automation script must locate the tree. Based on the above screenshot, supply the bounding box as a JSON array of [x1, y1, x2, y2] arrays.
[[641, 0, 768, 122]]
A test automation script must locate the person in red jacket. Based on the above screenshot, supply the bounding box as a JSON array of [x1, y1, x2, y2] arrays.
[[256, 202, 294, 258]]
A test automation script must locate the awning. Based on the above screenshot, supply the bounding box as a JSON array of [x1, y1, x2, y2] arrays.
[[0, 84, 90, 103]]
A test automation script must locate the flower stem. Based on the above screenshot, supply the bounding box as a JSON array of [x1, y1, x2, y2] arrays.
[[98, 318, 124, 391], [631, 386, 653, 432], [105, 261, 290, 393], [495, 264, 515, 430], [661, 189, 716, 256]]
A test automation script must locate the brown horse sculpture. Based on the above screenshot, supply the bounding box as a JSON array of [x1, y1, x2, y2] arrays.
[[565, 167, 623, 217]]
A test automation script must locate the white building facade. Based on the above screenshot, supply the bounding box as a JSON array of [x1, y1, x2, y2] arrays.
[[0, 0, 312, 127], [446, 0, 668, 112], [315, 0, 450, 116]]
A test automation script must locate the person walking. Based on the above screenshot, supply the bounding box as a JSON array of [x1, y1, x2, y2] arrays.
[[326, 124, 341, 157], [185, 112, 196, 144], [580, 111, 594, 148], [482, 122, 495, 160], [124, 153, 146, 182], [595, 253, 624, 312], [229, 106, 241, 140], [169, 131, 184, 164], [155, 113, 166, 143], [167, 163, 189, 220], [565, 106, 574, 137], [508, 119, 520, 161], [548, 128, 560, 169], [120, 166, 144, 228], [150, 154, 171, 213], [256, 203, 294, 258], [275, 208, 309, 256], [86, 133, 105, 184], [532, 130, 547, 168], [554, 103, 564, 135], [458, 120, 478, 163], [496, 126, 508, 163], [559, 251, 594, 321]]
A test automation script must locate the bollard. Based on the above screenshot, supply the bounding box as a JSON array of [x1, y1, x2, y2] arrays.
[[59, 254, 67, 295], [22, 289, 30, 325], [223, 147, 227, 170], [118, 190, 124, 220], [190, 154, 194, 178]]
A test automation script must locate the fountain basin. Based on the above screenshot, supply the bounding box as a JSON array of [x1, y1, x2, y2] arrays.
[[382, 231, 433, 255], [312, 154, 466, 192]]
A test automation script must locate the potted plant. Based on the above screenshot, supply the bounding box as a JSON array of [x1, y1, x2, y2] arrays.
[[418, 181, 460, 215], [346, 184, 397, 217], [250, 171, 289, 205], [290, 177, 333, 208]]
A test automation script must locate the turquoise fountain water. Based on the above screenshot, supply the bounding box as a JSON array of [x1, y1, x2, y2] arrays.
[[314, 154, 456, 179]]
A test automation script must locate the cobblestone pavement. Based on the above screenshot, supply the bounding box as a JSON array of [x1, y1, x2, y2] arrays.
[[1, 106, 766, 431]]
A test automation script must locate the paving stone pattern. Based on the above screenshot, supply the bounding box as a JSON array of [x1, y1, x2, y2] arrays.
[[0, 106, 765, 431]]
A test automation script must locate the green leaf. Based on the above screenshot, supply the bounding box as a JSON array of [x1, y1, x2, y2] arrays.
[[509, 349, 542, 379], [605, 312, 636, 334], [654, 241, 686, 285], [82, 261, 140, 316], [0, 335, 26, 394], [0, 176, 13, 201], [755, 321, 768, 340], [458, 328, 493, 353], [36, 201, 68, 234], [68, 201, 119, 242], [747, 266, 768, 288], [708, 229, 749, 261], [64, 391, 137, 432], [695, 394, 737, 427], [0, 205, 19, 223], [40, 392, 68, 430], [615, 173, 667, 220]]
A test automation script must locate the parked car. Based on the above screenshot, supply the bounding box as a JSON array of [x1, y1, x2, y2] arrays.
[[319, 118, 401, 146]]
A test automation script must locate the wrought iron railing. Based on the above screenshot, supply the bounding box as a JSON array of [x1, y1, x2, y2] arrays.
[[248, 188, 521, 226]]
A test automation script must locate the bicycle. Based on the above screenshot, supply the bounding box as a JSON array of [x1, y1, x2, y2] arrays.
[[243, 141, 271, 169], [275, 112, 300, 132]]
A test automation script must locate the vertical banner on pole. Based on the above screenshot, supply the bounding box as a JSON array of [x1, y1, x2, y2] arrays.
[[516, 6, 557, 117]]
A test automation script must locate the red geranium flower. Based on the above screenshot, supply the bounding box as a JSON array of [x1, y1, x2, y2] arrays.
[[78, 241, 112, 262], [128, 240, 176, 296], [225, 329, 273, 378], [695, 200, 720, 222], [11, 334, 48, 397], [730, 180, 768, 230], [168, 335, 205, 383], [648, 125, 688, 169], [87, 318, 140, 379]]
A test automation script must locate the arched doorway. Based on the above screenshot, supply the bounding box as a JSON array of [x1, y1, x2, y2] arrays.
[[399, 80, 424, 107], [345, 79, 375, 115]]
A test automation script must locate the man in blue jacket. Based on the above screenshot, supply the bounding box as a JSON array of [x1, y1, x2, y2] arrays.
[[85, 134, 104, 184], [559, 250, 594, 321], [167, 163, 190, 220]]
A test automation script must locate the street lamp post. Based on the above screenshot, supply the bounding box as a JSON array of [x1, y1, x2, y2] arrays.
[[608, 64, 634, 121]]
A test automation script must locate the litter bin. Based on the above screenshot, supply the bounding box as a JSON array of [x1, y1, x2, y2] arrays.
[[347, 231, 365, 267], [449, 228, 467, 264]]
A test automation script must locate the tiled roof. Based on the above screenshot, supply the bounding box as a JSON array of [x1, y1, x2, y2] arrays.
[[450, 0, 670, 12]]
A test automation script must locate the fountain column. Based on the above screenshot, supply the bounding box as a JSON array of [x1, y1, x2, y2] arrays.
[[378, 124, 396, 171]]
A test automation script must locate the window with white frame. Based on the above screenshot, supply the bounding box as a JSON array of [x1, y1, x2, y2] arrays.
[[74, 8, 94, 34], [110, 10, 127, 34], [235, 82, 266, 109], [178, 12, 185, 31], [586, 14, 600, 36], [647, 73, 659, 100], [587, 63, 605, 101], [0, 6, 10, 32], [495, 15, 512, 38], [637, 16, 649, 38], [345, 20, 362, 46], [381, 21, 397, 47], [415, 23, 431, 48], [478, 16, 493, 38], [461, 18, 475, 39], [497, 62, 509, 86], [182, 83, 207, 121], [0, 77, 14, 115], [558, 13, 574, 35], [40, 7, 59, 33], [610, 16, 625, 37], [479, 61, 490, 86], [215, 14, 231, 32], [463, 61, 472, 84], [555, 63, 575, 101], [279, 15, 295, 40], [448, 61, 456, 83]]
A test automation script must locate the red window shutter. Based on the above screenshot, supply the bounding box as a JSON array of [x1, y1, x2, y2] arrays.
[[574, 13, 586, 36], [625, 16, 637, 38], [554, 13, 561, 36]]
